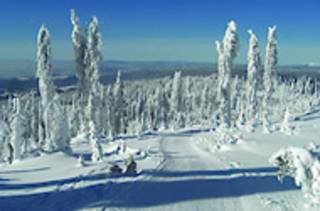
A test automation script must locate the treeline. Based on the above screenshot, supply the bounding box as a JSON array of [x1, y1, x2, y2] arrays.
[[0, 11, 319, 164]]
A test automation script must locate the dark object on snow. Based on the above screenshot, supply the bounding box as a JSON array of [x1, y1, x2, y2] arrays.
[[7, 143, 14, 165], [110, 164, 123, 174], [125, 157, 137, 174]]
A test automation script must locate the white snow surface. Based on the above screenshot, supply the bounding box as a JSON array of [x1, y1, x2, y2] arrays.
[[2, 110, 320, 210]]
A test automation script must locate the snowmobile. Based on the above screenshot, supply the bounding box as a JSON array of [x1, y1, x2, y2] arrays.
[[109, 164, 123, 175], [109, 155, 140, 176]]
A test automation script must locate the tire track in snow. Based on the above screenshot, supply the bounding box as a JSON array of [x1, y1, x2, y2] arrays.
[[100, 135, 168, 211]]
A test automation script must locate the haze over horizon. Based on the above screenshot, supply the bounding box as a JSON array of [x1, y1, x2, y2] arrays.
[[0, 0, 319, 66]]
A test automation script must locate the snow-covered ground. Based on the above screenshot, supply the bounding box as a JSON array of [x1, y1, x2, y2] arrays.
[[1, 110, 320, 211]]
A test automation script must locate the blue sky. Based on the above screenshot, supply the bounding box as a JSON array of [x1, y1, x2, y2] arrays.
[[0, 0, 319, 65]]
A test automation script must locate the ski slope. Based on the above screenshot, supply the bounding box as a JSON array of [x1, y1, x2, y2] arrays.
[[1, 111, 320, 210]]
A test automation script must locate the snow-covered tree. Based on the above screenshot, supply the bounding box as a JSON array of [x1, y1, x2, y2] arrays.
[[270, 146, 320, 204], [246, 30, 261, 130], [262, 26, 278, 131], [68, 96, 81, 137], [36, 25, 71, 153], [71, 9, 88, 98], [113, 72, 126, 135], [216, 41, 224, 101], [36, 25, 56, 150], [9, 98, 27, 161], [171, 72, 183, 111], [184, 77, 194, 126], [236, 99, 246, 127], [280, 108, 294, 135], [84, 16, 103, 133], [38, 103, 45, 147], [89, 121, 103, 162], [152, 86, 166, 130], [30, 91, 39, 148], [37, 25, 55, 111], [0, 120, 10, 162], [86, 16, 102, 95], [171, 71, 183, 128], [200, 82, 210, 123], [104, 86, 114, 137], [216, 20, 240, 128]]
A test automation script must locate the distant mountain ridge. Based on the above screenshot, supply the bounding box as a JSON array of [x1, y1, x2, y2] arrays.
[[0, 59, 319, 96], [0, 59, 214, 78]]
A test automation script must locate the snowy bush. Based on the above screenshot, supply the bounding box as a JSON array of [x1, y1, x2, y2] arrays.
[[197, 127, 241, 151], [270, 146, 320, 204], [280, 108, 295, 135]]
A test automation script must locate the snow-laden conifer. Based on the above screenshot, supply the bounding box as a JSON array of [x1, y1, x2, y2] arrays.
[[262, 26, 278, 131], [71, 9, 88, 98], [9, 98, 27, 161], [37, 25, 55, 110], [36, 25, 71, 152], [270, 146, 320, 204], [217, 21, 240, 129], [43, 96, 71, 153], [171, 71, 183, 128], [84, 16, 103, 133], [0, 120, 10, 162], [89, 121, 103, 162], [30, 91, 39, 148], [86, 16, 102, 94], [246, 30, 261, 131], [113, 71, 126, 135], [36, 25, 56, 150], [280, 108, 294, 135]]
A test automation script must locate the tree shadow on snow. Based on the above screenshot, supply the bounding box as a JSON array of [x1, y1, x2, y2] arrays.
[[0, 167, 50, 175], [0, 172, 113, 190], [0, 167, 299, 211], [141, 167, 279, 178], [293, 108, 320, 122]]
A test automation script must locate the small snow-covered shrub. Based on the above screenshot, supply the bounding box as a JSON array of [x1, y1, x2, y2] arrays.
[[279, 108, 295, 135], [197, 127, 241, 151], [77, 154, 85, 167], [270, 146, 320, 204]]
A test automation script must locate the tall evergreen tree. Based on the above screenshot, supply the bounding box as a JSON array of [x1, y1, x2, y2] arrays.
[[216, 21, 240, 128], [170, 71, 183, 128], [36, 25, 55, 150], [262, 26, 278, 132], [246, 30, 261, 130], [71, 9, 88, 98], [85, 16, 103, 131], [113, 72, 126, 135], [9, 98, 27, 161], [36, 25, 71, 152]]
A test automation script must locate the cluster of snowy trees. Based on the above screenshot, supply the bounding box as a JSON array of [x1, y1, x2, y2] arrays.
[[0, 14, 319, 163]]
